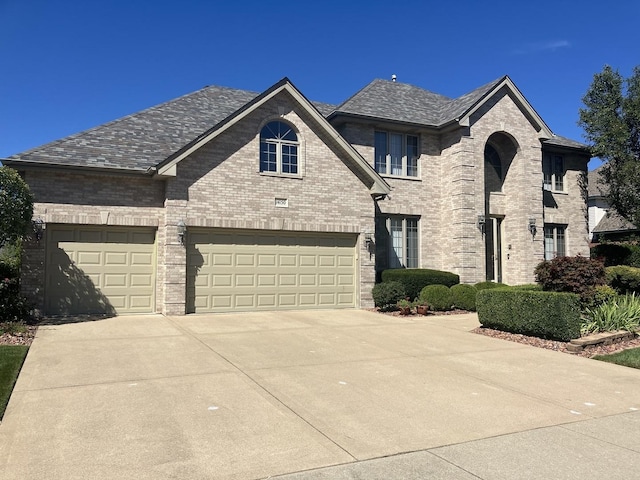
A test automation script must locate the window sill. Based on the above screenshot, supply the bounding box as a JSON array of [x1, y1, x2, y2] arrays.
[[380, 174, 421, 181], [259, 172, 303, 180]]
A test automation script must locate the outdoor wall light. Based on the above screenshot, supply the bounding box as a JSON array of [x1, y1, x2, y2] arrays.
[[528, 217, 537, 237], [32, 218, 44, 242], [477, 214, 486, 232], [177, 220, 186, 245]]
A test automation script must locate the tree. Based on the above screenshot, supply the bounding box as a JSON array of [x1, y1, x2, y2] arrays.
[[0, 166, 34, 249], [579, 65, 640, 228]]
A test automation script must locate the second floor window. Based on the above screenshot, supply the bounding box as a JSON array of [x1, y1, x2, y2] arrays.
[[543, 154, 564, 192], [374, 131, 419, 177], [260, 121, 299, 175]]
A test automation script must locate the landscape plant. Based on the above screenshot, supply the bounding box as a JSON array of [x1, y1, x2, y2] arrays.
[[476, 289, 581, 341], [535, 255, 606, 304], [450, 284, 477, 311], [418, 284, 453, 311], [381, 268, 459, 301], [371, 281, 406, 311], [582, 293, 640, 335]]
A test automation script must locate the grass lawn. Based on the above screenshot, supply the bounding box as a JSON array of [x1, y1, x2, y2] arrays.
[[593, 347, 640, 370], [0, 345, 29, 420]]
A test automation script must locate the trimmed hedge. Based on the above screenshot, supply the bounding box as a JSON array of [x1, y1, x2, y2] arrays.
[[418, 284, 453, 311], [476, 289, 581, 341], [474, 281, 508, 291], [507, 284, 542, 291], [451, 284, 477, 311], [606, 266, 640, 294], [592, 243, 640, 268], [381, 269, 459, 301], [371, 281, 406, 311]]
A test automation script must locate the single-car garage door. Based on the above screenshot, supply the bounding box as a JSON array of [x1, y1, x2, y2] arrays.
[[187, 229, 358, 312], [45, 226, 156, 315]]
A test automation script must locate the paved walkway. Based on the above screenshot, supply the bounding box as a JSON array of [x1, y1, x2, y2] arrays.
[[1, 310, 639, 479]]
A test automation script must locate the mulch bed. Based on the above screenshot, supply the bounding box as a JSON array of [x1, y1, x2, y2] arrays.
[[370, 308, 640, 358], [0, 326, 37, 346]]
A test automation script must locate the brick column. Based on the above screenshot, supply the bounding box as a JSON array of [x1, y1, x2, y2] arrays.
[[162, 201, 188, 315]]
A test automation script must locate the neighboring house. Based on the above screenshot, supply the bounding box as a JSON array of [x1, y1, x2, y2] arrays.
[[588, 165, 639, 242], [3, 76, 590, 316]]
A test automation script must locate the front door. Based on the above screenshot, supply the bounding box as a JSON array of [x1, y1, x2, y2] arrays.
[[485, 217, 503, 283]]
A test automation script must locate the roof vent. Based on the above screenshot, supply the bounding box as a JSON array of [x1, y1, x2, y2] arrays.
[[391, 74, 397, 82]]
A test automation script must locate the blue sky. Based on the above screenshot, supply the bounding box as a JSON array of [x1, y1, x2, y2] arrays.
[[1, 0, 638, 170]]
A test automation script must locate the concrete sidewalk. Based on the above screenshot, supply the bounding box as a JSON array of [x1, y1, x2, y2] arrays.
[[1, 310, 639, 479]]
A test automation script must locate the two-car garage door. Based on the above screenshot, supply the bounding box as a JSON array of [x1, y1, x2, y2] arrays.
[[187, 229, 358, 313]]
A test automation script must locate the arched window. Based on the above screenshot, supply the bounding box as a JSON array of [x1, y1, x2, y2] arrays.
[[484, 144, 503, 192], [260, 121, 299, 174]]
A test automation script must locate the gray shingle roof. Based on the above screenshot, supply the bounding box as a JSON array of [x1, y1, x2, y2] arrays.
[[593, 212, 637, 233], [543, 135, 589, 151], [588, 165, 607, 197], [331, 77, 505, 127], [6, 85, 261, 172], [5, 83, 337, 173]]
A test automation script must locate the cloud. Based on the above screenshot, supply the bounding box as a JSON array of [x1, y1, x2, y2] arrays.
[[512, 40, 571, 55]]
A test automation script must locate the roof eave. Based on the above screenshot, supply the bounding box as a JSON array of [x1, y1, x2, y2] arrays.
[[2, 158, 153, 176]]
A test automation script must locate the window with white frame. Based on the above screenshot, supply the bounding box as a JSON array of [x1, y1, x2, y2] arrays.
[[374, 131, 419, 177], [260, 121, 299, 175], [544, 224, 566, 260], [376, 216, 419, 269], [543, 154, 564, 192]]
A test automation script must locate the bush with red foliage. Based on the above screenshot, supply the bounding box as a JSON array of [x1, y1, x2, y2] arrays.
[[534, 255, 606, 303]]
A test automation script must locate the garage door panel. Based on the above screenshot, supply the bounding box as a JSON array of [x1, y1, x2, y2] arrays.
[[187, 229, 357, 313], [46, 226, 156, 315]]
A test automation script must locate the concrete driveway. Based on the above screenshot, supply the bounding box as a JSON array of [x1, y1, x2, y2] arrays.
[[1, 310, 639, 479]]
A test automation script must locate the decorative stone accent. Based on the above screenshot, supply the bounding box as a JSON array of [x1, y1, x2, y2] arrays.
[[568, 330, 638, 353]]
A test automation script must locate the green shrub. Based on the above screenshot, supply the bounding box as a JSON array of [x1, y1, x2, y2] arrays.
[[381, 269, 459, 301], [451, 284, 477, 311], [606, 265, 640, 294], [476, 289, 581, 341], [371, 281, 406, 311], [587, 285, 619, 309], [0, 277, 30, 322], [582, 293, 640, 335], [507, 283, 542, 291], [0, 240, 22, 278], [418, 284, 453, 311], [535, 255, 606, 303], [474, 281, 508, 291], [591, 243, 640, 267]]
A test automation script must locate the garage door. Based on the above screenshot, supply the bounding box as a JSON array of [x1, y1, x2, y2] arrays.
[[45, 226, 156, 315], [187, 229, 358, 312]]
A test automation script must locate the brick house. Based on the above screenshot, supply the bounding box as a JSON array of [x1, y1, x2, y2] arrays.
[[3, 76, 590, 316]]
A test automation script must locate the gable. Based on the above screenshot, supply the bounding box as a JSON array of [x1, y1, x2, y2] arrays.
[[156, 79, 390, 197]]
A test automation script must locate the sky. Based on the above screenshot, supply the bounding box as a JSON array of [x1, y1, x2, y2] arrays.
[[1, 0, 639, 170]]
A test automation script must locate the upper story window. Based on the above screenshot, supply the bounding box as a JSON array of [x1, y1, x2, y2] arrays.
[[260, 121, 299, 175], [543, 154, 564, 192], [374, 131, 419, 177]]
